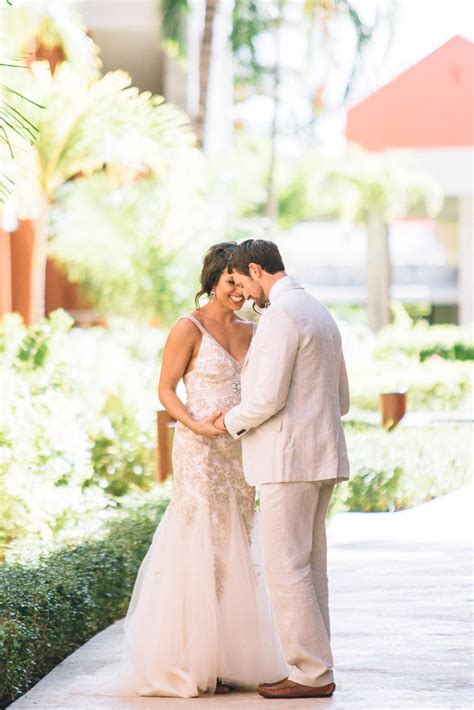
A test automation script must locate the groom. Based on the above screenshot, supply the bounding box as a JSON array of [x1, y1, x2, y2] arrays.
[[213, 239, 350, 699]]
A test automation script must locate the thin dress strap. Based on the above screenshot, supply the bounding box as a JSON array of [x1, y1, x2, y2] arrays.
[[181, 312, 206, 334]]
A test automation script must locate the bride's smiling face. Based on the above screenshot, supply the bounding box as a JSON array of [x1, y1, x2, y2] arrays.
[[214, 271, 245, 311]]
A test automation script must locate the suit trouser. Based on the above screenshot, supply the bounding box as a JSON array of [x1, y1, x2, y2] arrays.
[[260, 480, 335, 687]]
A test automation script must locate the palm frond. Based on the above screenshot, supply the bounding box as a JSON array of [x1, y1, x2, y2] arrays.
[[6, 61, 200, 221], [49, 168, 201, 321], [231, 0, 272, 89], [21, 65, 195, 197], [5, 4, 101, 79], [159, 0, 189, 59], [331, 0, 380, 99]]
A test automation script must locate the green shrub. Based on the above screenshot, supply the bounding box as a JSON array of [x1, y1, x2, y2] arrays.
[[374, 323, 474, 362], [418, 342, 474, 363], [89, 393, 156, 498], [0, 491, 170, 709], [343, 466, 404, 513], [347, 357, 472, 412], [341, 320, 473, 413], [331, 423, 473, 513], [0, 312, 162, 550], [50, 174, 197, 324]]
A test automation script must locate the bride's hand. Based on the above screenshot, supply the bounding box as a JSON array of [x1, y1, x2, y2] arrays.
[[213, 414, 227, 432], [192, 413, 224, 438]]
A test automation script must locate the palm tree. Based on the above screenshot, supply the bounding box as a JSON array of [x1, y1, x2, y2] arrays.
[[10, 64, 196, 321], [160, 0, 279, 151], [160, 0, 222, 148], [263, 0, 393, 219], [325, 148, 443, 331], [195, 0, 219, 147], [0, 0, 47, 203], [5, 2, 101, 77]]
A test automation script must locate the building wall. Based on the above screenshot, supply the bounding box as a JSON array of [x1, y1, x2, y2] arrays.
[[78, 0, 174, 100]]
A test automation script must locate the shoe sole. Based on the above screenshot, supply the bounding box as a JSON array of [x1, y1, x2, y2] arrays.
[[257, 683, 335, 699], [258, 690, 334, 699]]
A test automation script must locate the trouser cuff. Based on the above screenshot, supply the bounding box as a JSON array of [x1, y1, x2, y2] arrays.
[[288, 667, 334, 688]]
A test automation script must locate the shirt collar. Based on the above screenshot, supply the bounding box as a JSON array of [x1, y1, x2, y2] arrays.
[[269, 275, 295, 303]]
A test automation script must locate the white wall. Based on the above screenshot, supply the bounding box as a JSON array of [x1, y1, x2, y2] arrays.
[[458, 195, 474, 325], [385, 147, 474, 197], [77, 0, 166, 97]]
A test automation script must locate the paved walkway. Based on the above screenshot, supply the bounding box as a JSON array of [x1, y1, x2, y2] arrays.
[[9, 486, 473, 710]]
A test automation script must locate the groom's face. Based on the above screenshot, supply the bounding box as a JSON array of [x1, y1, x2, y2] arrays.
[[231, 270, 267, 308]]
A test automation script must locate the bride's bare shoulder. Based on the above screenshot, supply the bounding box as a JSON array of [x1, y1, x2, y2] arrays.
[[167, 315, 201, 343]]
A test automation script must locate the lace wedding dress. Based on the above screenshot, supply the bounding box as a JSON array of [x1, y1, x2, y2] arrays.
[[107, 313, 288, 697]]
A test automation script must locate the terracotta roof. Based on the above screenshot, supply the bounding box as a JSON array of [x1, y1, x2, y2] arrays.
[[346, 36, 474, 150]]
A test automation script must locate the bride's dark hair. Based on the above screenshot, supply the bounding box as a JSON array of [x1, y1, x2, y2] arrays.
[[195, 241, 238, 308]]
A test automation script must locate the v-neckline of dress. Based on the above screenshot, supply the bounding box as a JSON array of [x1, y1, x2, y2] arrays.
[[201, 327, 246, 366], [185, 313, 248, 366]]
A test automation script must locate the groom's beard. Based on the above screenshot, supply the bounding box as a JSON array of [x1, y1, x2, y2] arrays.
[[253, 286, 268, 309]]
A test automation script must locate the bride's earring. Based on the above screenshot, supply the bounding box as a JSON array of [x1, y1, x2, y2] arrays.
[[210, 288, 216, 300]]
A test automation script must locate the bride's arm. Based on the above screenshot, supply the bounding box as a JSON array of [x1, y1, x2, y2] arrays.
[[158, 320, 221, 438]]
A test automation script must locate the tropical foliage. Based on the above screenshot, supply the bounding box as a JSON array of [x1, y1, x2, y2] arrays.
[[332, 422, 472, 513], [49, 174, 187, 321], [0, 0, 42, 202], [341, 314, 473, 412], [1, 0, 101, 202], [10, 63, 196, 209], [0, 311, 163, 553], [4, 3, 203, 320], [374, 323, 474, 362], [4, 1, 101, 78]]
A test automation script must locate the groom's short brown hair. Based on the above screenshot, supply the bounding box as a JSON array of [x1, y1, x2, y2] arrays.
[[227, 239, 285, 276]]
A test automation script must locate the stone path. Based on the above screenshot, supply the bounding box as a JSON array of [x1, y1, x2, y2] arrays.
[[9, 486, 473, 710]]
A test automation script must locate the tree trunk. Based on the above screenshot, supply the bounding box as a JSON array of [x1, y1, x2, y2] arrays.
[[195, 0, 219, 148], [366, 208, 391, 331], [265, 8, 283, 221], [32, 198, 49, 322]]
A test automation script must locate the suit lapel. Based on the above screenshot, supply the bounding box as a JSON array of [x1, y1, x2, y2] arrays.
[[242, 321, 260, 370], [242, 337, 254, 369]]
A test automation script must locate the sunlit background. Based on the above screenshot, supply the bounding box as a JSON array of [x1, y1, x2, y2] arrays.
[[0, 2, 472, 705]]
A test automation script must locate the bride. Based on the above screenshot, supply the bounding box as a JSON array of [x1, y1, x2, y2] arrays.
[[116, 242, 287, 697]]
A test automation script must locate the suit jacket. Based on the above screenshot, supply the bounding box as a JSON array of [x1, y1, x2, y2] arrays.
[[225, 276, 350, 485]]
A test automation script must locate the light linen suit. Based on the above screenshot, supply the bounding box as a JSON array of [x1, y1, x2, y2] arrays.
[[225, 275, 350, 688]]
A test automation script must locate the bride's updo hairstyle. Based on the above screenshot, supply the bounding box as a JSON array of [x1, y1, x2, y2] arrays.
[[195, 241, 238, 308]]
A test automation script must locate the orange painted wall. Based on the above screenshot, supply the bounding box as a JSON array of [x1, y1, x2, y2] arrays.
[[45, 259, 91, 315], [1, 226, 92, 324], [10, 221, 35, 326], [347, 36, 474, 150]]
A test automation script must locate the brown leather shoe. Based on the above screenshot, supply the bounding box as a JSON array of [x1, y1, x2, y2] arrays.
[[259, 677, 288, 688], [257, 678, 335, 699]]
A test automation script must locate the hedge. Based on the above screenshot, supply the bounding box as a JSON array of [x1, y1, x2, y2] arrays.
[[418, 342, 474, 362], [330, 422, 472, 513], [373, 324, 474, 363], [0, 495, 169, 709]]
